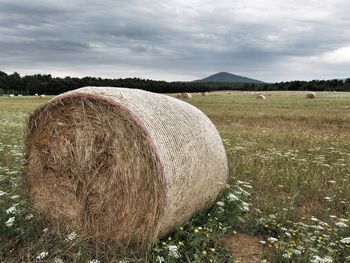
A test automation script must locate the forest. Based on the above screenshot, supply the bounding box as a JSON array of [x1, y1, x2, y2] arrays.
[[0, 71, 349, 95]]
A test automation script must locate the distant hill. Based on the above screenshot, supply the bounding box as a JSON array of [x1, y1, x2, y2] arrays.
[[193, 72, 264, 84]]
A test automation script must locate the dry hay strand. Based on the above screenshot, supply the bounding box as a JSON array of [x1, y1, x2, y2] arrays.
[[25, 87, 228, 253], [256, 94, 266, 100], [181, 92, 192, 99], [306, 92, 316, 99]]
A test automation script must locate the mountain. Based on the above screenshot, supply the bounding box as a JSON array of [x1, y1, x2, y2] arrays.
[[193, 72, 264, 84]]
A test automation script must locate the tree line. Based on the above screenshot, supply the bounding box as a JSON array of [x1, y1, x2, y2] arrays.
[[0, 71, 349, 95]]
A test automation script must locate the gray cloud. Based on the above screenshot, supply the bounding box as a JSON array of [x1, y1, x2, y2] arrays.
[[0, 0, 350, 81]]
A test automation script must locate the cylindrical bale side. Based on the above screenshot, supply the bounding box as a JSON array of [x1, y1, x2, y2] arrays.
[[25, 86, 228, 250]]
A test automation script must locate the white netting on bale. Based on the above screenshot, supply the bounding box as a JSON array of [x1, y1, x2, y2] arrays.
[[25, 86, 228, 251]]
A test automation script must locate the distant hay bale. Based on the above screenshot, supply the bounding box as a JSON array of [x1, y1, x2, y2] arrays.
[[201, 92, 208, 96], [34, 93, 39, 96], [176, 94, 182, 99], [9, 94, 14, 97], [306, 92, 316, 99], [18, 94, 23, 96], [256, 94, 266, 100], [181, 92, 192, 99], [40, 94, 46, 98], [25, 87, 228, 252]]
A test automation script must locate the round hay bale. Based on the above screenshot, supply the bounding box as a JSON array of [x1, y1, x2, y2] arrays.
[[181, 92, 192, 99], [306, 92, 316, 99], [256, 94, 266, 100], [25, 87, 228, 251], [201, 92, 208, 96], [176, 94, 182, 99], [34, 93, 39, 96], [40, 94, 46, 98]]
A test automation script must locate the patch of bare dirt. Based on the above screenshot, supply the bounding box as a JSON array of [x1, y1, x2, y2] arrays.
[[220, 233, 264, 263]]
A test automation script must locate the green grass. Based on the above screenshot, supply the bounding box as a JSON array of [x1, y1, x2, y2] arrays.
[[1, 92, 350, 262]]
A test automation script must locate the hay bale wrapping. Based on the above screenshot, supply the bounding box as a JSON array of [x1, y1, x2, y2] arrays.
[[25, 87, 228, 250]]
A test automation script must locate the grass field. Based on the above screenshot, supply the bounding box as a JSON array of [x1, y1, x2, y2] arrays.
[[1, 91, 350, 262]]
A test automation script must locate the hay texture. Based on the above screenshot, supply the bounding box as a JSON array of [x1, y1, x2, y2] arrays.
[[306, 92, 316, 99], [25, 86, 228, 251]]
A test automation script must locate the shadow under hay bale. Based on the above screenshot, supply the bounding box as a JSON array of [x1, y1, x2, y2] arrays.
[[25, 87, 228, 253]]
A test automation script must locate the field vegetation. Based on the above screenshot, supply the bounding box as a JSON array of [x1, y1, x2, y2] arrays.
[[1, 91, 350, 262]]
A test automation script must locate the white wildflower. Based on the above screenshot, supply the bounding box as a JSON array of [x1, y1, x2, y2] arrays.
[[311, 216, 319, 222], [6, 206, 17, 214], [335, 222, 348, 228], [310, 255, 333, 263], [329, 215, 337, 219], [10, 195, 20, 199], [216, 201, 225, 207], [227, 193, 239, 202], [324, 197, 332, 201], [168, 245, 180, 258], [36, 251, 48, 260], [88, 260, 100, 263], [5, 217, 15, 227], [267, 237, 278, 243], [259, 240, 266, 245], [25, 214, 34, 220], [340, 237, 350, 244], [66, 232, 77, 241], [240, 201, 250, 211], [292, 249, 301, 255], [0, 190, 7, 196]]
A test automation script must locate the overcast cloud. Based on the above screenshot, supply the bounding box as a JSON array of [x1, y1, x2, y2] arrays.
[[0, 0, 349, 82]]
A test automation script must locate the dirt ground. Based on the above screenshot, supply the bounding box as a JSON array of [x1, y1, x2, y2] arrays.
[[220, 233, 264, 263]]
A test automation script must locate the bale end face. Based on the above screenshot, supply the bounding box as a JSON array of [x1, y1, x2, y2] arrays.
[[25, 96, 165, 250]]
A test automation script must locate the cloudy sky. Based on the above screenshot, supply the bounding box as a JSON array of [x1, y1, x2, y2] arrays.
[[0, 0, 349, 82]]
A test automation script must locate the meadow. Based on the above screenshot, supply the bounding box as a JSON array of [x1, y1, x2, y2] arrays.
[[1, 91, 350, 262]]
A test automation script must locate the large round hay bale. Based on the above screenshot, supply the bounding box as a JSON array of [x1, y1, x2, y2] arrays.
[[181, 92, 192, 99], [25, 87, 228, 251], [256, 94, 266, 100], [306, 92, 316, 99]]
